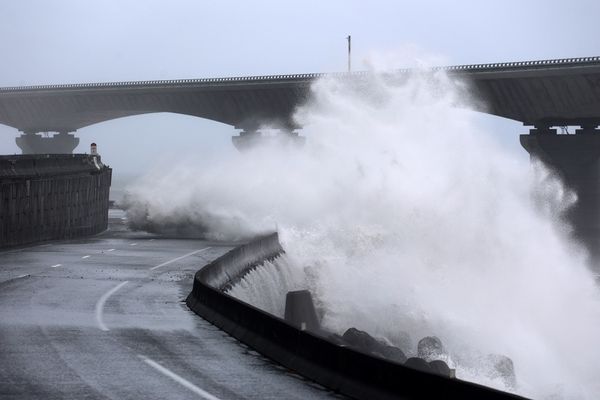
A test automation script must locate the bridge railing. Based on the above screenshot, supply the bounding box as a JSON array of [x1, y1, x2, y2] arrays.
[[1, 56, 599, 93]]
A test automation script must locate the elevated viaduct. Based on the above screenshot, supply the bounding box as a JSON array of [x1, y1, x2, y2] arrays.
[[1, 56, 600, 265], [1, 56, 599, 151]]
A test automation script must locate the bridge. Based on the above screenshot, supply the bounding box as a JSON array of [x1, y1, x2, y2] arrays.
[[2, 56, 600, 264], [1, 56, 600, 152]]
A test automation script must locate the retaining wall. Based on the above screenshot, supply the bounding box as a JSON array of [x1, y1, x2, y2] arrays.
[[0, 154, 112, 247], [187, 233, 526, 400]]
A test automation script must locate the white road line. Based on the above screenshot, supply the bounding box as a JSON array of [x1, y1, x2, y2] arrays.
[[82, 255, 90, 259], [50, 264, 61, 268], [95, 281, 128, 331], [107, 248, 115, 252], [138, 355, 221, 400], [149, 239, 155, 242], [150, 247, 211, 271], [130, 243, 137, 246]]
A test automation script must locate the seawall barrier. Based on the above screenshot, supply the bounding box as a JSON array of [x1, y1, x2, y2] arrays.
[[0, 154, 112, 248], [187, 233, 526, 400]]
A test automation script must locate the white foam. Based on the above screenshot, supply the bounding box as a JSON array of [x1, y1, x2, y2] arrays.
[[125, 62, 600, 399]]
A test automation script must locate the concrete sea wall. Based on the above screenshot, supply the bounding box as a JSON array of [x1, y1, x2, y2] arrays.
[[187, 233, 526, 400], [0, 154, 112, 248]]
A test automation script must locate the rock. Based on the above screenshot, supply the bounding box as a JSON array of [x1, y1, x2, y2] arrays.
[[404, 357, 432, 373], [327, 334, 346, 346], [428, 360, 453, 377], [342, 328, 381, 353], [381, 345, 407, 364], [417, 336, 446, 361], [341, 327, 406, 364], [486, 354, 516, 388]]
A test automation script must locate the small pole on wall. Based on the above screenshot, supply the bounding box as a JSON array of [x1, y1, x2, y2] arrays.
[[347, 35, 352, 72]]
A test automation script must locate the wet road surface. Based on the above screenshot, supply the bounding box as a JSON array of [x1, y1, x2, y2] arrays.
[[0, 210, 339, 399]]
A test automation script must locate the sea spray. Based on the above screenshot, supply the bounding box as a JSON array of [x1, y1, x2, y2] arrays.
[[124, 66, 600, 399], [226, 255, 306, 318]]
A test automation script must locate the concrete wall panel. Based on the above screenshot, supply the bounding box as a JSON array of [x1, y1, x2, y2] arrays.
[[0, 154, 111, 248]]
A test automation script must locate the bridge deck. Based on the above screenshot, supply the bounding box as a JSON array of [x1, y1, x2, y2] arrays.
[[0, 56, 599, 132]]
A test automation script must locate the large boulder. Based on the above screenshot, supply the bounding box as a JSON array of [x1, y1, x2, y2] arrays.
[[428, 359, 453, 378], [404, 357, 432, 373], [485, 354, 516, 388], [342, 327, 407, 364], [417, 336, 446, 361], [342, 328, 380, 352]]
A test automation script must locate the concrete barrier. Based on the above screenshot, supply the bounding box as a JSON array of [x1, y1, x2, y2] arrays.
[[0, 154, 112, 248], [197, 233, 283, 291], [186, 233, 527, 400]]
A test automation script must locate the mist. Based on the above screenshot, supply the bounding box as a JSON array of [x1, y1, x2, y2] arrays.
[[123, 63, 600, 399]]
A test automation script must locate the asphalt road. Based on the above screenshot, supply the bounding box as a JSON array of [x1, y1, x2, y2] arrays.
[[0, 209, 340, 399]]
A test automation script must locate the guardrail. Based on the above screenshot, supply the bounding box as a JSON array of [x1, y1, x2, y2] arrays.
[[186, 233, 527, 400], [2, 56, 599, 93]]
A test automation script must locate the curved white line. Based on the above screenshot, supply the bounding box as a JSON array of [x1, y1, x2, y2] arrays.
[[150, 247, 211, 271], [95, 281, 128, 331], [138, 355, 221, 400]]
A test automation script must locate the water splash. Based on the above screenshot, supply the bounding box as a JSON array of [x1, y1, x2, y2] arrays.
[[125, 64, 600, 399], [226, 255, 305, 317]]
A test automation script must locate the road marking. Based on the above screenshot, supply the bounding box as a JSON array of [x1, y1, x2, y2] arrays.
[[150, 247, 212, 271], [130, 243, 137, 246], [50, 264, 61, 268], [107, 248, 115, 252], [149, 239, 155, 242], [95, 281, 128, 331], [82, 255, 90, 259], [138, 355, 221, 400]]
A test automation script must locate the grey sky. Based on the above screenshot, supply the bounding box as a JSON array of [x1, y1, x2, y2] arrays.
[[1, 0, 599, 181]]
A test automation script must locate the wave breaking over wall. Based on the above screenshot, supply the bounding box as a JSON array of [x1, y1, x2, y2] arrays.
[[226, 255, 305, 318], [124, 60, 600, 399]]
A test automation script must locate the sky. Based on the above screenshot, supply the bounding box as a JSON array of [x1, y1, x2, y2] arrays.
[[0, 0, 599, 188]]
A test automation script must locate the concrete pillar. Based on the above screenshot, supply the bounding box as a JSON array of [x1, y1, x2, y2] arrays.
[[232, 129, 305, 152], [232, 129, 262, 152], [16, 132, 79, 154], [520, 126, 600, 267]]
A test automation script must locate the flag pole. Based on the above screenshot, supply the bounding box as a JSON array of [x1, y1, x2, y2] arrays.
[[347, 35, 352, 72]]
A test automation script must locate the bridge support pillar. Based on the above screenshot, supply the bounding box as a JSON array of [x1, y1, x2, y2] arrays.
[[520, 128, 600, 267], [232, 130, 305, 152], [15, 132, 79, 154]]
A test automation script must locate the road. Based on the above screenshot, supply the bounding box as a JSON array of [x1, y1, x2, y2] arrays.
[[0, 209, 340, 399]]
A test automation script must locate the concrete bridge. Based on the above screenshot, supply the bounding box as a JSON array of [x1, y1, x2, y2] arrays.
[[1, 56, 600, 152], [2, 56, 600, 266]]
